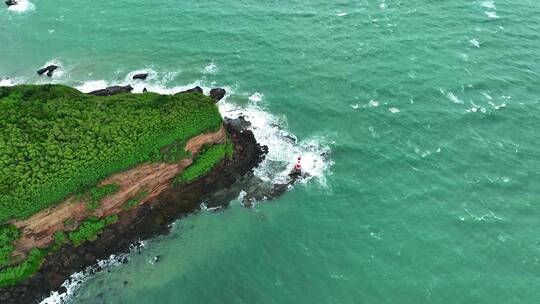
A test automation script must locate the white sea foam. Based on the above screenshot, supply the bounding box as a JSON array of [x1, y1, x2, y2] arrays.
[[481, 1, 496, 9], [203, 62, 218, 74], [75, 80, 108, 93], [368, 99, 379, 107], [219, 99, 332, 185], [470, 38, 480, 48], [40, 242, 146, 304], [0, 78, 22, 86], [446, 92, 463, 104], [249, 92, 264, 102], [7, 0, 35, 12], [350, 104, 359, 109], [388, 107, 400, 113], [336, 11, 347, 17], [485, 11, 499, 19]]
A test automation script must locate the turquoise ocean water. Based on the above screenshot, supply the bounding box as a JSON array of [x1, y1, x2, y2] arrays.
[[2, 0, 540, 303]]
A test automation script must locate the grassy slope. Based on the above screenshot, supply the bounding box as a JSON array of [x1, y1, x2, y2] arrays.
[[0, 84, 222, 223]]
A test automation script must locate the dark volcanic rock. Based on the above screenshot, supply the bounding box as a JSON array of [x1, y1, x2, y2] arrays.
[[132, 73, 148, 80], [0, 123, 268, 304], [5, 0, 17, 6], [87, 85, 133, 96], [209, 88, 226, 102], [224, 116, 251, 131], [143, 87, 148, 93], [36, 65, 58, 77], [175, 86, 203, 95]]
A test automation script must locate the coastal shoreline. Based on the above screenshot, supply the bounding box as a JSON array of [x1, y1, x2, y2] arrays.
[[0, 122, 268, 304]]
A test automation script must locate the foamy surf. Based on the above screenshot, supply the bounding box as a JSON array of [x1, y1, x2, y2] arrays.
[[40, 242, 146, 304], [7, 0, 35, 13], [219, 96, 332, 186], [0, 77, 22, 86]]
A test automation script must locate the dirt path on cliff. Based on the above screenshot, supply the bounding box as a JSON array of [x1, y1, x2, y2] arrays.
[[12, 125, 226, 257]]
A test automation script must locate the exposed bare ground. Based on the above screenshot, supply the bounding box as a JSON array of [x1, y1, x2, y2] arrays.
[[12, 125, 226, 258]]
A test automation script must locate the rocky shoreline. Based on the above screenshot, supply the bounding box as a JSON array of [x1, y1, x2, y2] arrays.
[[0, 122, 268, 304]]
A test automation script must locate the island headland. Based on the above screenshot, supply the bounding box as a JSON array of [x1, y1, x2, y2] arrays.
[[0, 84, 300, 303]]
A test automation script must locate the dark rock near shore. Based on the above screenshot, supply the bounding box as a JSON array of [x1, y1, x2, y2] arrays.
[[175, 86, 203, 95], [143, 88, 148, 93], [224, 115, 251, 130], [87, 85, 133, 96], [132, 73, 148, 80], [36, 65, 58, 77], [5, 0, 17, 7], [209, 88, 226, 102]]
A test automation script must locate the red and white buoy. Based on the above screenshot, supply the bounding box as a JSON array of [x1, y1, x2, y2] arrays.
[[294, 156, 302, 171]]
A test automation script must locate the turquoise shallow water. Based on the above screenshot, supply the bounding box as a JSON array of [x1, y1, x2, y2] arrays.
[[3, 0, 540, 303]]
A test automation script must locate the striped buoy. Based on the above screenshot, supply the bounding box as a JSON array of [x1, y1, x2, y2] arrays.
[[294, 156, 302, 171]]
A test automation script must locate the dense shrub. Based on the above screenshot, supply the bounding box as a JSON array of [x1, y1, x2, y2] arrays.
[[68, 215, 119, 247], [0, 85, 222, 223], [0, 225, 20, 268], [177, 143, 228, 183], [0, 248, 47, 288]]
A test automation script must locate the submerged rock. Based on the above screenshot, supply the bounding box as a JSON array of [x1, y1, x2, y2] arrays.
[[132, 73, 148, 80], [87, 85, 133, 96], [5, 0, 17, 7], [36, 65, 59, 77], [209, 88, 226, 102], [175, 86, 203, 95]]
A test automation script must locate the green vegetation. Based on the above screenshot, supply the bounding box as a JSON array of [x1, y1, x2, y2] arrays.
[[0, 84, 222, 223], [87, 184, 121, 211], [68, 215, 119, 247], [176, 143, 228, 184], [63, 218, 74, 227], [225, 141, 234, 160], [160, 141, 191, 162], [0, 214, 119, 287], [123, 191, 149, 210], [0, 248, 48, 288], [0, 225, 20, 268]]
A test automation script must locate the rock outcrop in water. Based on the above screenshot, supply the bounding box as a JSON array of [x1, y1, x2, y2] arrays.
[[176, 86, 203, 95], [210, 88, 226, 101], [36, 65, 58, 77], [132, 73, 148, 80], [87, 85, 133, 96], [5, 0, 17, 7]]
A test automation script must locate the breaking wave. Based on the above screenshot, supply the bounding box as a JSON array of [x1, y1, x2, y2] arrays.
[[7, 0, 35, 13]]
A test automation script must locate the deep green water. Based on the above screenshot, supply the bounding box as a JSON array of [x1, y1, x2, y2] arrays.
[[2, 0, 540, 303]]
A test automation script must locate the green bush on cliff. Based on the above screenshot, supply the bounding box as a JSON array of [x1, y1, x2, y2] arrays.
[[0, 248, 47, 288], [0, 225, 20, 267], [0, 84, 222, 223], [68, 215, 119, 247], [176, 143, 228, 183]]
